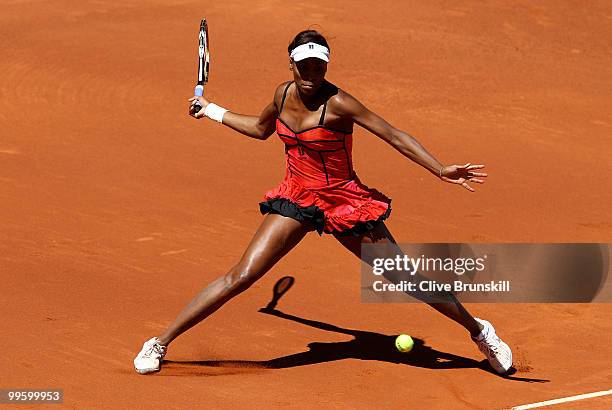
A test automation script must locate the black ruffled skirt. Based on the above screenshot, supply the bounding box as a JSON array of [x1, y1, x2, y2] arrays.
[[259, 197, 391, 237]]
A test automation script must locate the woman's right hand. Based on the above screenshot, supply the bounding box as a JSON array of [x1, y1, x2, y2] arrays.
[[188, 95, 210, 118]]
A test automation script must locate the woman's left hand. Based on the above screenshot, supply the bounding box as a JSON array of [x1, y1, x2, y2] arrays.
[[440, 163, 487, 192]]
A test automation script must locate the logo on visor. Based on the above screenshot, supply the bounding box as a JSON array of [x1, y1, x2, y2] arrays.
[[309, 44, 314, 49]]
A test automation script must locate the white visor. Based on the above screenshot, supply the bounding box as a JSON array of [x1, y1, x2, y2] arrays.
[[290, 42, 330, 62]]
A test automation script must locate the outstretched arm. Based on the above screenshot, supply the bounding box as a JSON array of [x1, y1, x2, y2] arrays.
[[188, 84, 286, 140], [339, 92, 487, 192]]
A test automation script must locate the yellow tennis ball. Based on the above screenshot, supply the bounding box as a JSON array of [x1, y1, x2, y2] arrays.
[[395, 334, 414, 353]]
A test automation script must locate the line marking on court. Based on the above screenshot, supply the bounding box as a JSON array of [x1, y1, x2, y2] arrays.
[[161, 249, 188, 256], [512, 389, 612, 409]]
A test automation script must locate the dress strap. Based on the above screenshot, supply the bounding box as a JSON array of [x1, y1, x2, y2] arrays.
[[278, 82, 292, 113], [318, 99, 328, 125]]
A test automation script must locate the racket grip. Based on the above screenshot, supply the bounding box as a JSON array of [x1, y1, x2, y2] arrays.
[[192, 85, 204, 115]]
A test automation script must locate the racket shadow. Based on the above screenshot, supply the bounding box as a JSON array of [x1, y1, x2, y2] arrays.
[[262, 275, 295, 311]]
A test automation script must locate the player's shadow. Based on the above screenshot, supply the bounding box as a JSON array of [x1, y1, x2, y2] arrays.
[[167, 307, 547, 382]]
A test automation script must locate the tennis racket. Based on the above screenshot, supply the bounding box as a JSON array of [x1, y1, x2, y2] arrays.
[[191, 19, 209, 117]]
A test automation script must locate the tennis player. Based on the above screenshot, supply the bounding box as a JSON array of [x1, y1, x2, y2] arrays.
[[134, 30, 512, 375]]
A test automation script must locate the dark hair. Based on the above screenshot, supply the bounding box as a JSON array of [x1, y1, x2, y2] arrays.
[[288, 30, 330, 55]]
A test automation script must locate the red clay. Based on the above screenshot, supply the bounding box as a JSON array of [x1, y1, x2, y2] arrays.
[[2, 1, 611, 408]]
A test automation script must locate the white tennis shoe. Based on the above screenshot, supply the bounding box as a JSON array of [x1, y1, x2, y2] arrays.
[[134, 337, 167, 374], [472, 318, 512, 374]]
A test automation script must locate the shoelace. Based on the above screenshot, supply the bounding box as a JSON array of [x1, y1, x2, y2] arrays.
[[143, 341, 165, 359], [479, 334, 501, 356]]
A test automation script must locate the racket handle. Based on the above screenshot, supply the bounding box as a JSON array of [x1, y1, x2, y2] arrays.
[[192, 85, 204, 115]]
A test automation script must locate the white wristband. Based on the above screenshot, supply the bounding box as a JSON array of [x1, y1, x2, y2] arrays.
[[204, 103, 228, 123]]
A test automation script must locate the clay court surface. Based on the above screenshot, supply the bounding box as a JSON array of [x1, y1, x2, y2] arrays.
[[2, 0, 612, 408]]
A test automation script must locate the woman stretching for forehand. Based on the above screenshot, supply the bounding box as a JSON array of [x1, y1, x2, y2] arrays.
[[134, 30, 512, 375]]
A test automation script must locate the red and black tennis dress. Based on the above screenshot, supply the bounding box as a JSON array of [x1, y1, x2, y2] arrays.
[[259, 82, 391, 236]]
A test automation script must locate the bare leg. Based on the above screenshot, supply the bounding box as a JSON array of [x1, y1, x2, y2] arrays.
[[334, 223, 482, 337], [157, 214, 311, 346]]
